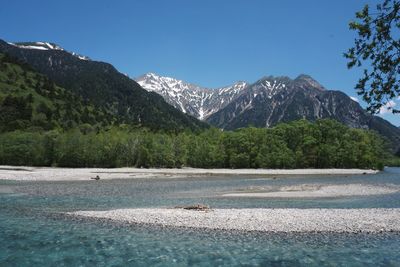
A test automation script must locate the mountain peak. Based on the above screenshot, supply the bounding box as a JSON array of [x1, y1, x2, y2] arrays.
[[143, 72, 160, 79], [294, 74, 325, 90], [256, 75, 292, 85], [295, 74, 313, 80], [137, 72, 201, 92], [235, 80, 247, 85]]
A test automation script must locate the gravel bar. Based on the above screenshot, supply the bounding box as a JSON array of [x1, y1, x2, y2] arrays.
[[222, 184, 399, 198], [69, 208, 400, 233]]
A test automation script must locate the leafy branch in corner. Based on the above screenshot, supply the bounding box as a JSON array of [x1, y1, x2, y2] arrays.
[[345, 0, 400, 113]]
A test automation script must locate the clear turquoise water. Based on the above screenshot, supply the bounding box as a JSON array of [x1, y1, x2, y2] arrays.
[[1, 168, 400, 266]]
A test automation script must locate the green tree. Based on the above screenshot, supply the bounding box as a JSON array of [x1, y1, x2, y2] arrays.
[[0, 132, 48, 166], [255, 133, 295, 168], [345, 0, 400, 113]]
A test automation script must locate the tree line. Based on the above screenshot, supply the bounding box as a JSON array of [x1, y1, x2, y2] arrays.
[[0, 119, 390, 170]]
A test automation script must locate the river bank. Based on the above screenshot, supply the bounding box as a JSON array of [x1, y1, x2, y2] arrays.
[[0, 166, 378, 181]]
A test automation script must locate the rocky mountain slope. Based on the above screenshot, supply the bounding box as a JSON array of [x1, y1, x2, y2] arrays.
[[0, 39, 206, 131], [136, 73, 247, 119]]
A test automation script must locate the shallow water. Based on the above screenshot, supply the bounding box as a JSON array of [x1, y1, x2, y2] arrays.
[[1, 168, 400, 266]]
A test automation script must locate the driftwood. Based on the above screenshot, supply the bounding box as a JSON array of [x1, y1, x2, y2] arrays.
[[175, 204, 211, 211], [90, 175, 100, 180]]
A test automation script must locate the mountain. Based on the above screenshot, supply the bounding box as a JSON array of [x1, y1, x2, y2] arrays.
[[0, 39, 207, 131], [207, 74, 400, 153], [136, 73, 247, 119], [207, 75, 325, 128], [137, 73, 400, 153]]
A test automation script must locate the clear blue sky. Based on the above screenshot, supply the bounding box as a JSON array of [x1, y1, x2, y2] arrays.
[[1, 0, 399, 125]]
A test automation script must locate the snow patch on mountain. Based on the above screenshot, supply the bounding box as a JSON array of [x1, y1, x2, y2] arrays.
[[11, 42, 64, 51], [72, 52, 90, 61], [9, 41, 90, 61]]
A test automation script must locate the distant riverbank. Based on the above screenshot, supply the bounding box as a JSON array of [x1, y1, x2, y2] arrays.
[[0, 166, 378, 181]]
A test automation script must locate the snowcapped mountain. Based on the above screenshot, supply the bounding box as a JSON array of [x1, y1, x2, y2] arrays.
[[8, 41, 90, 60], [136, 73, 247, 119]]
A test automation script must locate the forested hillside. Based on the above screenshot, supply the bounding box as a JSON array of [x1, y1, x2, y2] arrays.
[[0, 53, 113, 132]]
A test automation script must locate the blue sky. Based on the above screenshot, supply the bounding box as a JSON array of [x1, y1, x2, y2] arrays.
[[1, 0, 399, 125]]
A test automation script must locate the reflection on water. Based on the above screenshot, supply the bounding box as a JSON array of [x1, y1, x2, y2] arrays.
[[0, 168, 400, 266]]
